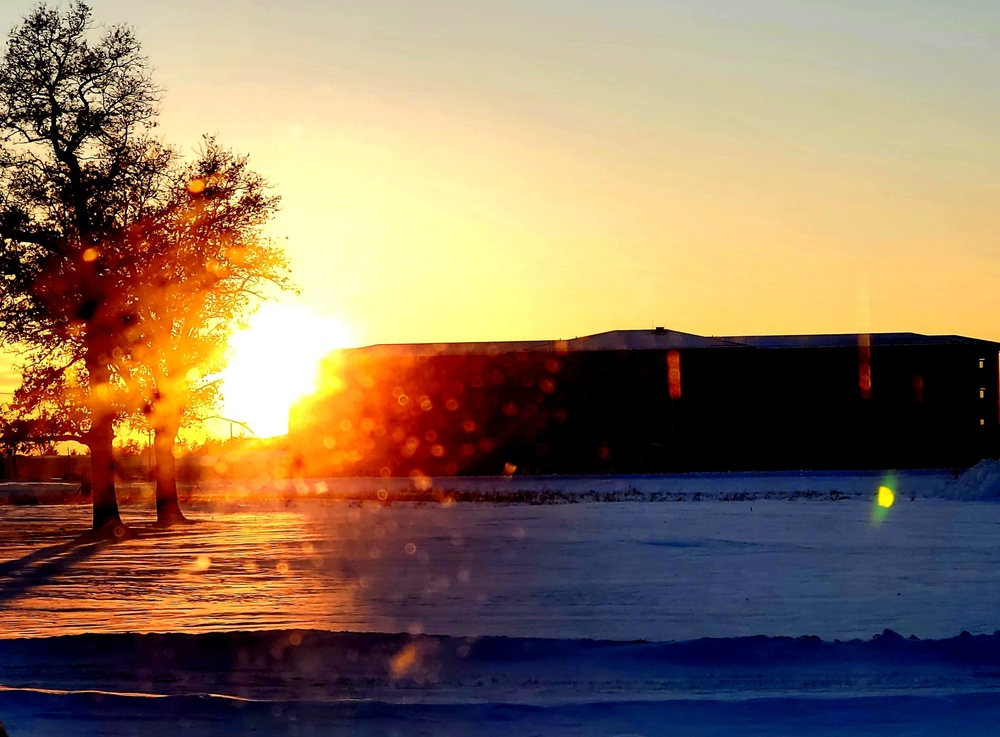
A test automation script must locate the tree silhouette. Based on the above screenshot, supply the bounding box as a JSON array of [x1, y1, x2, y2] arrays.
[[118, 141, 290, 525], [0, 3, 290, 530], [0, 2, 161, 531]]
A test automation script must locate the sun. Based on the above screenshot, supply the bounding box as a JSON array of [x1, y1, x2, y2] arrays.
[[215, 304, 353, 438]]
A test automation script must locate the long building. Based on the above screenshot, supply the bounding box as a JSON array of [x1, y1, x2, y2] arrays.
[[288, 328, 1000, 476]]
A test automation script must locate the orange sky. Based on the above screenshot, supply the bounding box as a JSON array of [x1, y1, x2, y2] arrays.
[[1, 0, 999, 435]]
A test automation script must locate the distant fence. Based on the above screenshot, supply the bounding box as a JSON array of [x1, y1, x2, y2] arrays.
[[0, 454, 90, 482], [0, 449, 296, 484]]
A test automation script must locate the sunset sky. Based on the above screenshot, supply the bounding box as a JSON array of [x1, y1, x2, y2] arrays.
[[1, 0, 999, 435]]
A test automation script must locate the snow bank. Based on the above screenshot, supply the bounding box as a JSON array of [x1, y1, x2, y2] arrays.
[[3, 689, 999, 737], [4, 630, 1000, 736], [195, 469, 956, 505], [944, 460, 1000, 501], [3, 629, 1000, 704], [0, 469, 968, 507]]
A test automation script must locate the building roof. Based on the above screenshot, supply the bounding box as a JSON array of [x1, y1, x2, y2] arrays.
[[718, 332, 991, 349], [346, 329, 743, 358], [346, 329, 999, 357]]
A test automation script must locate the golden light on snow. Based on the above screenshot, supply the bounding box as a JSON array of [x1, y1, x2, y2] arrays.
[[877, 485, 895, 508], [218, 303, 353, 437]]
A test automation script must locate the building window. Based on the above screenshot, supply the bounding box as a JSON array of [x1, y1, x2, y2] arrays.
[[981, 388, 986, 399], [981, 419, 986, 426], [980, 358, 986, 369]]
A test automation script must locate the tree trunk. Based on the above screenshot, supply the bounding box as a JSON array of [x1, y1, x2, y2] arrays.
[[88, 416, 121, 530], [85, 356, 122, 531], [154, 424, 188, 525]]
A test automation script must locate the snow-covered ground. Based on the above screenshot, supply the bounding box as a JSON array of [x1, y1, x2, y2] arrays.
[[3, 469, 1000, 735]]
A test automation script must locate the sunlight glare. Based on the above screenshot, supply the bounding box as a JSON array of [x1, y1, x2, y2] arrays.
[[218, 304, 352, 437]]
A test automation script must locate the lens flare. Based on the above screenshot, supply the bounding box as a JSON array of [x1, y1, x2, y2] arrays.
[[871, 478, 897, 525], [217, 304, 353, 437]]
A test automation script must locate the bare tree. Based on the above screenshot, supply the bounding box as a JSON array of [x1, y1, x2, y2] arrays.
[[0, 4, 291, 530], [119, 140, 290, 525], [0, 2, 163, 531]]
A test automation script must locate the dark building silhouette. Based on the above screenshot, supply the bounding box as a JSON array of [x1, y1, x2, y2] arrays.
[[288, 329, 1000, 476]]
